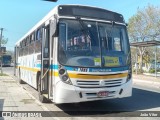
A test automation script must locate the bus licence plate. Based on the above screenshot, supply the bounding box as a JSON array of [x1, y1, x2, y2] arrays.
[[97, 91, 108, 97]]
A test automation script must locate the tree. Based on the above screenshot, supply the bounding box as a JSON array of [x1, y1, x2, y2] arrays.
[[1, 36, 8, 47], [0, 36, 8, 55], [128, 4, 160, 72]]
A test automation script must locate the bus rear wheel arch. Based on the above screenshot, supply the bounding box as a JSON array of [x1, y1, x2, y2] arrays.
[[18, 69, 25, 84]]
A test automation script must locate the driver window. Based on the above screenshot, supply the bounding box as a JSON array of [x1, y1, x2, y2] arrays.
[[59, 23, 66, 50]]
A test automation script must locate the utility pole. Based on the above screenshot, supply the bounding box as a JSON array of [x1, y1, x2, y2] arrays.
[[0, 28, 4, 74]]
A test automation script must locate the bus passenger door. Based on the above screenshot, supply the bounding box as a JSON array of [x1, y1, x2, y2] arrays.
[[41, 25, 50, 99], [41, 19, 56, 101]]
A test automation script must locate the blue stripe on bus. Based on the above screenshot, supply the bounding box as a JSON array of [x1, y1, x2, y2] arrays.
[[50, 64, 59, 69], [36, 64, 41, 68], [65, 66, 129, 72]]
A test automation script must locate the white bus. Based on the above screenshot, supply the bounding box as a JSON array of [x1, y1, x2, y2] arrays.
[[14, 5, 132, 104]]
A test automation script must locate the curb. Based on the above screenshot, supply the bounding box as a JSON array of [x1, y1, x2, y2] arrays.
[[133, 79, 160, 87]]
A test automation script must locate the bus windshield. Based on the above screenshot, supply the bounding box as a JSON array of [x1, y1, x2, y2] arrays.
[[58, 19, 130, 67]]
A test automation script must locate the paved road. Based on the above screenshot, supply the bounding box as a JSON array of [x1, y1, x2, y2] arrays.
[[23, 83, 160, 112], [2, 67, 160, 120], [19, 78, 160, 120]]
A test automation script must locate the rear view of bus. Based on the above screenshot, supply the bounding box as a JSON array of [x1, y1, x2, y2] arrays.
[[2, 55, 12, 67], [55, 5, 132, 103]]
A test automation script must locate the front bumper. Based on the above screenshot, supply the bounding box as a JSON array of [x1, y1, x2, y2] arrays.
[[54, 79, 132, 104]]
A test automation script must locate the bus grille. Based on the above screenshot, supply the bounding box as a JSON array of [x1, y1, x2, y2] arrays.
[[76, 79, 123, 88]]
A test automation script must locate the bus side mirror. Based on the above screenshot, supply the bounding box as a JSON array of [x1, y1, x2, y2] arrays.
[[50, 19, 57, 36]]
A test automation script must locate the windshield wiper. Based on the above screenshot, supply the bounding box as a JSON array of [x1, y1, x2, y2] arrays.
[[76, 17, 91, 38]]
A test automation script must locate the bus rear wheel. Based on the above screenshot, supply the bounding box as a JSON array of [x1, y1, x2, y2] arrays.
[[19, 70, 25, 84], [37, 74, 48, 103]]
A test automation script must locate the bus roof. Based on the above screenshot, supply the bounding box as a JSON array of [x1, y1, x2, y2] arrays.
[[58, 5, 124, 23], [15, 4, 124, 45]]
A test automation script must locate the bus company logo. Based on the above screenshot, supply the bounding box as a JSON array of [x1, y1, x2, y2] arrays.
[[100, 80, 105, 86], [78, 68, 89, 72]]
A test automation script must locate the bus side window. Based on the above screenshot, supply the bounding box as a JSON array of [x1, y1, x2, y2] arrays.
[[43, 25, 50, 58], [35, 28, 42, 53], [25, 36, 29, 55], [36, 28, 42, 41], [29, 32, 35, 54], [21, 40, 25, 56]]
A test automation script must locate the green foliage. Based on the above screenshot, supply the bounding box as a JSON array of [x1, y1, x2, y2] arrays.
[[149, 69, 155, 73], [132, 68, 144, 74], [0, 73, 8, 76], [128, 4, 160, 72], [149, 69, 160, 73], [128, 4, 160, 42], [1, 37, 8, 46]]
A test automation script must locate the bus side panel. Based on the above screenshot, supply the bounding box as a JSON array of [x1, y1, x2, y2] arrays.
[[17, 54, 40, 89]]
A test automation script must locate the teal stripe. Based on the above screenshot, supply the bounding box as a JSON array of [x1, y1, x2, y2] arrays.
[[36, 64, 129, 72]]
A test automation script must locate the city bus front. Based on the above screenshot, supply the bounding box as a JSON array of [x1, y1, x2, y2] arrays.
[[53, 5, 132, 104]]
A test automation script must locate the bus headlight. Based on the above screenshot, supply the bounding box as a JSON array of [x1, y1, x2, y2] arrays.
[[62, 75, 68, 81], [58, 68, 72, 85], [59, 69, 66, 75]]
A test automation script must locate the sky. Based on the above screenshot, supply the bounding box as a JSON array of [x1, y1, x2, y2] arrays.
[[0, 0, 160, 51]]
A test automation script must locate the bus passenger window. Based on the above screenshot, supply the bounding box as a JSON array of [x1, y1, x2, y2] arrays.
[[36, 28, 42, 41], [35, 28, 42, 53]]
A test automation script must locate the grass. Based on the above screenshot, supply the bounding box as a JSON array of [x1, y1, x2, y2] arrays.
[[0, 73, 8, 76]]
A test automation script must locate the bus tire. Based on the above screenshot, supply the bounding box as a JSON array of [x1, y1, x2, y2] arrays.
[[19, 69, 25, 84], [37, 73, 49, 103]]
